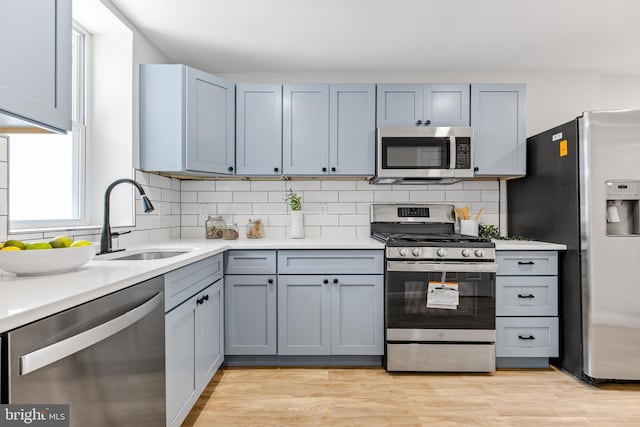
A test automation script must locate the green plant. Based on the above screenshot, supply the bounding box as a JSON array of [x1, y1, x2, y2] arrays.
[[285, 189, 302, 211], [478, 224, 501, 239]]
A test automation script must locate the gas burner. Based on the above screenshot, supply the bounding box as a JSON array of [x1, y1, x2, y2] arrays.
[[374, 232, 491, 245]]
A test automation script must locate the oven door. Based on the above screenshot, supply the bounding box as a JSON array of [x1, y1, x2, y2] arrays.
[[386, 261, 496, 334]]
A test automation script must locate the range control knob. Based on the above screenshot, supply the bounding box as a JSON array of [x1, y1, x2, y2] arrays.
[[474, 249, 485, 258], [436, 248, 447, 257], [398, 248, 408, 257], [461, 249, 471, 257], [412, 248, 423, 257]]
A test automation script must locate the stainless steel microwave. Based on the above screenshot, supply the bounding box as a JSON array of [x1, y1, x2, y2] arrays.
[[371, 127, 474, 184]]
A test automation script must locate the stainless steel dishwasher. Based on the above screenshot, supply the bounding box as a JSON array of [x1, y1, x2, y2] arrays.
[[1, 276, 165, 426]]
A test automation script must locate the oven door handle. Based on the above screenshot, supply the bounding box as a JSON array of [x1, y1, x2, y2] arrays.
[[387, 261, 498, 273]]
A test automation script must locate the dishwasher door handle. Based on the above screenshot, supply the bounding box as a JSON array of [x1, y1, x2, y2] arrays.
[[20, 292, 163, 376]]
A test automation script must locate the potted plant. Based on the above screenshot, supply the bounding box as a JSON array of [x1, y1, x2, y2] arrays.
[[286, 189, 304, 239]]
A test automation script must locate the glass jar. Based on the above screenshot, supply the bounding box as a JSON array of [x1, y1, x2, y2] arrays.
[[223, 223, 239, 240], [205, 215, 225, 239], [246, 219, 264, 239]]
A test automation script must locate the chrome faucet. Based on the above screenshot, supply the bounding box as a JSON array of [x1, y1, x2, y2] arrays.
[[99, 178, 154, 255]]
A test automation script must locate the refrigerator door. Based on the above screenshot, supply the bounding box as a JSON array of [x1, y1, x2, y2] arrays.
[[580, 109, 640, 380]]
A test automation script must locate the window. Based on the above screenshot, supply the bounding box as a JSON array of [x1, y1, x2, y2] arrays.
[[9, 26, 88, 229]]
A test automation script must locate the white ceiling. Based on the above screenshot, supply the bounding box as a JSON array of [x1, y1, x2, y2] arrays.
[[109, 0, 640, 74]]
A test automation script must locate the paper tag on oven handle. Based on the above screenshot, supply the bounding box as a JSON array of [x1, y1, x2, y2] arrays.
[[426, 281, 459, 309]]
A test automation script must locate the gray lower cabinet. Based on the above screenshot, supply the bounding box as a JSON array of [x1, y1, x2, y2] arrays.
[[0, 0, 71, 133], [471, 84, 526, 177], [140, 64, 235, 176], [165, 255, 224, 427], [376, 84, 470, 127], [225, 275, 277, 355], [496, 250, 559, 368], [278, 274, 383, 356]]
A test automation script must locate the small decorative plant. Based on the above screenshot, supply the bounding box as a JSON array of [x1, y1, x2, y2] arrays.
[[285, 189, 302, 211]]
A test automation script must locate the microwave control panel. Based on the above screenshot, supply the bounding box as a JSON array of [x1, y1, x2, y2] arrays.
[[455, 137, 472, 169]]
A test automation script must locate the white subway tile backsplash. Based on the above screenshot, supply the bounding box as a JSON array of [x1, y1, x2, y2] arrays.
[[233, 192, 268, 203], [339, 214, 369, 226], [250, 181, 287, 192], [374, 190, 410, 202], [181, 180, 216, 192], [304, 214, 339, 226], [0, 215, 7, 241], [321, 181, 357, 191], [149, 173, 172, 189], [198, 192, 233, 203], [176, 179, 501, 240], [263, 226, 286, 239], [339, 191, 374, 202], [0, 137, 7, 162], [304, 191, 339, 202], [171, 203, 181, 215], [0, 189, 6, 215], [162, 189, 180, 203], [171, 178, 181, 192], [216, 181, 251, 192], [182, 226, 203, 239], [217, 203, 253, 215]]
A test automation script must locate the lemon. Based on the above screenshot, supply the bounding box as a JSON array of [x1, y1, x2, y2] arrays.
[[27, 242, 53, 250], [54, 236, 74, 248], [0, 242, 4, 249], [4, 240, 26, 250], [49, 240, 66, 249], [1, 246, 21, 251], [71, 240, 92, 247]]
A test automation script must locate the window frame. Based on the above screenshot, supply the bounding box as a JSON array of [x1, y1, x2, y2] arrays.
[[8, 24, 90, 231]]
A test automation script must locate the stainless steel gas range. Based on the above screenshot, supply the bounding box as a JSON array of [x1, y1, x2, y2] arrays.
[[371, 204, 497, 372]]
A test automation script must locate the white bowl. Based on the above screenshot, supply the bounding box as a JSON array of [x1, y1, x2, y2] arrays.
[[0, 245, 96, 276]]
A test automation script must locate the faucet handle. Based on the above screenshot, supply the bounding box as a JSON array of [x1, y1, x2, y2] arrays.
[[112, 230, 132, 237]]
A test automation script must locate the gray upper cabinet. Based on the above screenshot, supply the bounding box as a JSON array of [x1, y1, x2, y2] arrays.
[[140, 64, 235, 176], [282, 84, 330, 175], [0, 0, 71, 133], [471, 84, 526, 177], [236, 84, 282, 175], [376, 84, 469, 127], [283, 84, 376, 176], [329, 84, 376, 175]]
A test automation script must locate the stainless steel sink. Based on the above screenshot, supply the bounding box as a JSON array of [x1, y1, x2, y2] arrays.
[[100, 249, 193, 261]]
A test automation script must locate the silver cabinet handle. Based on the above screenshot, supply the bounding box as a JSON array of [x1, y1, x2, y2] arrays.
[[20, 292, 163, 376]]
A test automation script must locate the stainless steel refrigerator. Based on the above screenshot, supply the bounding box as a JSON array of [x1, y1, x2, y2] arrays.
[[508, 109, 640, 383]]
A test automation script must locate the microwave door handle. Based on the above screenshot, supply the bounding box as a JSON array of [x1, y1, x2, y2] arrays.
[[19, 292, 163, 376], [449, 136, 456, 169]]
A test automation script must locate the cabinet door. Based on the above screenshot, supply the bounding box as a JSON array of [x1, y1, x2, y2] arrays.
[[376, 84, 423, 127], [236, 84, 282, 175], [225, 275, 277, 355], [329, 84, 376, 175], [0, 0, 71, 132], [165, 295, 197, 427], [185, 67, 235, 174], [278, 275, 331, 355], [471, 84, 526, 176], [195, 280, 224, 393], [424, 84, 470, 126], [330, 275, 384, 355], [282, 84, 330, 175]]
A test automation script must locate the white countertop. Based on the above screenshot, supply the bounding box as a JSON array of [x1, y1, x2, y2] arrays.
[[493, 239, 567, 251], [0, 237, 384, 333]]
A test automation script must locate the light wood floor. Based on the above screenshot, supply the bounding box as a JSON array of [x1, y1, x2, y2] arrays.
[[183, 366, 640, 426]]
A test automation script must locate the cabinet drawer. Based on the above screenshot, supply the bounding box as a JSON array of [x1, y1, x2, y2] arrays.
[[497, 251, 558, 276], [278, 250, 384, 275], [165, 254, 223, 312], [496, 317, 559, 358], [496, 276, 558, 316], [224, 250, 276, 275]]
